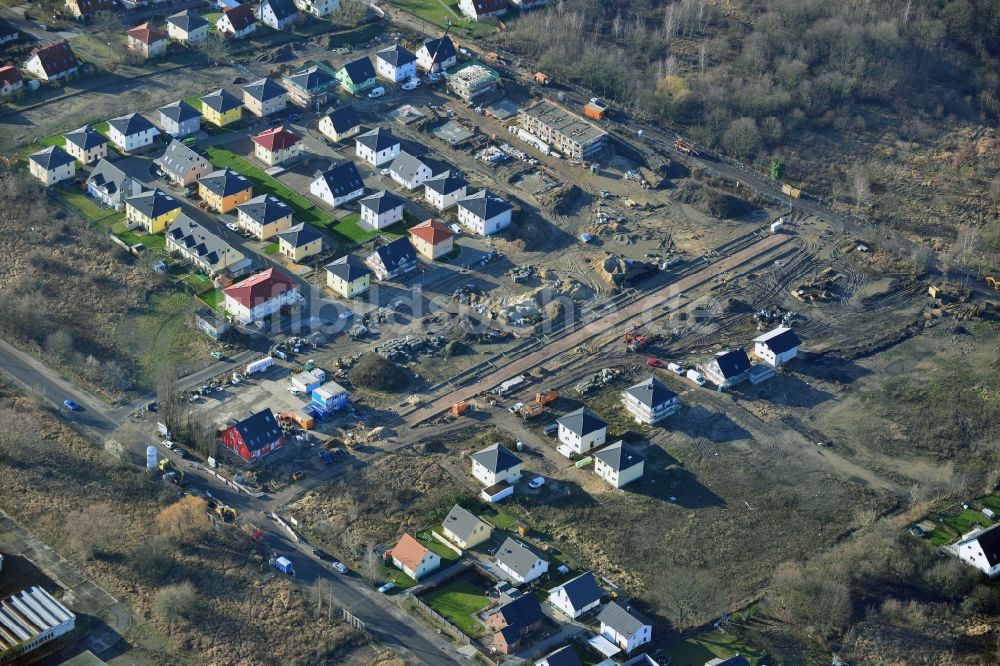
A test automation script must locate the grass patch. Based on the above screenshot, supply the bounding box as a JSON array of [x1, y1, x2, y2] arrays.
[[481, 509, 518, 531], [200, 288, 226, 312], [981, 494, 1000, 513], [381, 565, 418, 589], [664, 628, 765, 666], [141, 233, 166, 252], [393, 0, 496, 37], [203, 146, 329, 227], [52, 187, 122, 226], [942, 509, 992, 536], [263, 242, 280, 254], [115, 230, 145, 246], [330, 212, 377, 245], [417, 530, 461, 561], [182, 273, 213, 293], [421, 579, 490, 637], [114, 291, 200, 388]]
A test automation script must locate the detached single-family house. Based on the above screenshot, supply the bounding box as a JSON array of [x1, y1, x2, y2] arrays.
[[200, 88, 243, 127], [598, 602, 652, 655], [593, 441, 645, 489], [62, 125, 108, 165], [221, 408, 284, 461], [166, 214, 249, 276], [391, 533, 441, 581], [536, 646, 582, 666], [408, 218, 455, 261], [441, 505, 492, 550], [236, 194, 293, 239], [167, 10, 210, 43], [365, 237, 417, 281], [359, 190, 405, 230], [24, 41, 78, 81], [126, 22, 168, 58], [216, 3, 256, 39], [557, 407, 607, 455], [336, 56, 377, 94], [416, 35, 457, 72], [424, 174, 468, 211], [28, 146, 76, 186], [957, 525, 1000, 577], [66, 0, 114, 20], [495, 537, 548, 584], [258, 0, 298, 30], [157, 99, 201, 137], [325, 256, 371, 299], [457, 189, 512, 236], [702, 349, 752, 388], [389, 151, 450, 191], [487, 594, 544, 654], [197, 168, 253, 212], [87, 158, 145, 210], [251, 125, 302, 166], [125, 188, 181, 233], [293, 0, 338, 17], [355, 127, 400, 166], [375, 44, 416, 82], [107, 113, 158, 153], [157, 139, 212, 186], [277, 223, 323, 262], [242, 77, 287, 117], [548, 571, 603, 619], [0, 66, 24, 97], [753, 326, 802, 367], [471, 443, 523, 487], [621, 377, 681, 425], [282, 63, 338, 108], [310, 161, 365, 208], [223, 267, 300, 324], [319, 105, 361, 143], [459, 0, 507, 21]]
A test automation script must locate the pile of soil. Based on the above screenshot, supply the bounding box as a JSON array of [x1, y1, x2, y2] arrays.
[[675, 182, 753, 219]]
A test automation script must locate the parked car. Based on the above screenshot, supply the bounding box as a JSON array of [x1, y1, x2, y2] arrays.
[[401, 79, 419, 91], [378, 582, 396, 593], [686, 369, 705, 385], [528, 476, 545, 489], [332, 561, 348, 574], [211, 351, 225, 360], [368, 86, 386, 98], [161, 439, 175, 450], [225, 222, 239, 233], [542, 422, 559, 436], [508, 402, 524, 414], [449, 223, 462, 235], [379, 167, 392, 176], [313, 548, 332, 561], [63, 399, 80, 411], [667, 362, 684, 375], [288, 113, 302, 122]]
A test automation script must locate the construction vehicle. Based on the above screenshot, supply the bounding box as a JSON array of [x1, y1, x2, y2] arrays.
[[450, 400, 469, 417], [986, 277, 1000, 290], [672, 138, 698, 156], [157, 458, 185, 485], [428, 23, 453, 73], [624, 331, 648, 351], [517, 401, 544, 419], [240, 523, 265, 543], [533, 71, 550, 85], [207, 498, 237, 522], [646, 358, 665, 368], [534, 390, 558, 405]]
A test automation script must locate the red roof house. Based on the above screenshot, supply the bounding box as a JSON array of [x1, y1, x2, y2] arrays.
[[221, 408, 284, 461], [126, 22, 169, 57], [390, 533, 441, 580], [24, 41, 79, 81], [408, 218, 455, 260], [251, 126, 302, 165], [222, 268, 300, 324], [0, 66, 24, 96], [217, 3, 257, 38]]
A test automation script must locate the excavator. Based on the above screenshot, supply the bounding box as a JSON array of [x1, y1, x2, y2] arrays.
[[986, 276, 999, 290]]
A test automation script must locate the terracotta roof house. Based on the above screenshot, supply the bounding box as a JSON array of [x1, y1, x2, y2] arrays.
[[408, 218, 455, 261], [216, 3, 257, 39], [390, 533, 441, 581], [24, 41, 78, 81], [0, 65, 24, 98], [126, 22, 168, 58], [221, 408, 284, 461], [251, 125, 302, 166], [223, 267, 300, 324]]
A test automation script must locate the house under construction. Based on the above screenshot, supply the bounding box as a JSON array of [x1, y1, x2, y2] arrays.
[[518, 99, 608, 159]]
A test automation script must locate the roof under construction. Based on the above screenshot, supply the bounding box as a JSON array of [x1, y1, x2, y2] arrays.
[[0, 586, 76, 656], [520, 99, 607, 146]]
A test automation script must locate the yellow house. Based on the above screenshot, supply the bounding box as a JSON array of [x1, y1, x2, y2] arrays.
[[277, 223, 323, 262], [199, 88, 243, 127], [441, 505, 492, 550], [197, 168, 253, 213], [125, 188, 182, 233], [325, 256, 371, 298], [408, 218, 456, 261]]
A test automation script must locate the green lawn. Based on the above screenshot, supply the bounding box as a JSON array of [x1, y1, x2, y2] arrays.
[[116, 230, 144, 246], [330, 212, 377, 245], [182, 273, 213, 294], [981, 494, 1000, 513], [481, 509, 519, 531], [141, 234, 166, 252], [664, 628, 765, 666], [394, 0, 498, 38], [421, 579, 490, 637], [53, 188, 123, 227], [200, 288, 226, 312], [263, 242, 280, 254], [203, 146, 329, 227], [418, 530, 461, 561], [381, 565, 418, 589], [113, 291, 201, 389]]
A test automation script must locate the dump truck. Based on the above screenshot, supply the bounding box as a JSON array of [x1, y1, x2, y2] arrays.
[[533, 71, 550, 85], [584, 98, 607, 121], [672, 138, 698, 156], [240, 523, 265, 543], [517, 401, 544, 419], [157, 458, 185, 485]]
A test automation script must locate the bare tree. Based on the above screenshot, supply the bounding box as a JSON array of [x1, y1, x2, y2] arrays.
[[133, 537, 175, 583], [722, 117, 761, 159], [197, 32, 231, 67], [768, 561, 852, 638], [852, 168, 871, 209], [152, 582, 199, 624], [64, 503, 120, 559], [363, 542, 383, 584], [649, 567, 724, 631]]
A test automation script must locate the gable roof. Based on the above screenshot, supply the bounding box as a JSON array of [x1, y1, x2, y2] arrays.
[[389, 151, 426, 181], [223, 268, 296, 308], [200, 88, 243, 114], [370, 237, 417, 272], [593, 440, 644, 473], [472, 443, 522, 474], [324, 105, 361, 133], [496, 624, 520, 646], [624, 377, 676, 408], [393, 533, 432, 572], [409, 218, 455, 246], [221, 3, 256, 31], [108, 112, 155, 137], [158, 99, 201, 124], [285, 64, 336, 92], [28, 41, 78, 77], [421, 35, 456, 65], [0, 66, 22, 88], [496, 537, 546, 578], [166, 214, 241, 271], [237, 194, 292, 224], [157, 139, 206, 178], [553, 571, 602, 611], [495, 592, 543, 629], [557, 407, 606, 437], [126, 22, 167, 45], [753, 326, 802, 354], [63, 125, 108, 151], [167, 9, 209, 32], [87, 158, 141, 197], [125, 188, 180, 218], [231, 408, 282, 452], [712, 349, 752, 379], [425, 174, 468, 195], [198, 168, 252, 197], [277, 222, 322, 249], [243, 77, 286, 102], [598, 602, 646, 637], [71, 0, 115, 14], [326, 255, 372, 282], [261, 0, 297, 20], [967, 525, 1000, 568], [356, 127, 400, 153], [376, 44, 416, 68], [465, 0, 507, 16], [314, 161, 364, 198], [458, 189, 511, 220], [537, 645, 582, 666], [442, 505, 488, 543], [339, 56, 376, 84], [29, 145, 75, 171], [252, 125, 301, 152], [359, 190, 405, 215]]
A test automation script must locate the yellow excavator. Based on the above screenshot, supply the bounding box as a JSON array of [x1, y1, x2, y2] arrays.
[[985, 276, 999, 290]]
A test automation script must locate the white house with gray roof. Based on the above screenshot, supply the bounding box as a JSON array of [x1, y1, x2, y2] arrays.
[[593, 441, 645, 488], [355, 127, 400, 166], [310, 161, 365, 208], [548, 571, 603, 619], [424, 174, 468, 211], [457, 189, 512, 235], [236, 194, 293, 239], [557, 407, 607, 455], [107, 113, 158, 153], [86, 158, 145, 210], [375, 44, 417, 82], [156, 139, 211, 186], [359, 190, 405, 230], [157, 100, 201, 137], [621, 377, 680, 425], [471, 443, 523, 487], [389, 150, 450, 190], [495, 536, 548, 584], [753, 326, 801, 367], [702, 349, 752, 388], [441, 504, 492, 550], [598, 602, 651, 654]]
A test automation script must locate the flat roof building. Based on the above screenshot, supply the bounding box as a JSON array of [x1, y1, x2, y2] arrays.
[[447, 61, 500, 102], [519, 99, 608, 159], [0, 586, 76, 664]]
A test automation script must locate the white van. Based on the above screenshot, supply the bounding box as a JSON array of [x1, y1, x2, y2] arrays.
[[368, 86, 386, 98], [667, 362, 684, 375], [686, 369, 705, 385]]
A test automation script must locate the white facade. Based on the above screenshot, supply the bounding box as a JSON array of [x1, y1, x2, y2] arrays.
[[601, 620, 651, 654], [294, 0, 338, 16], [957, 528, 1000, 577], [471, 459, 522, 487], [167, 21, 209, 43], [375, 54, 416, 82], [457, 201, 511, 236], [548, 585, 601, 619], [459, 0, 507, 20], [216, 12, 256, 39], [309, 173, 365, 208], [360, 197, 404, 230], [319, 115, 360, 142], [108, 123, 157, 153], [416, 43, 457, 72], [355, 136, 400, 166], [424, 180, 467, 211], [224, 284, 301, 324], [753, 327, 801, 367], [393, 550, 441, 581], [621, 389, 680, 425], [594, 455, 644, 489], [557, 422, 606, 455], [496, 555, 548, 584]]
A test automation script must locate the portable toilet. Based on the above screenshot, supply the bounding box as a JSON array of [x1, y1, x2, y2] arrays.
[[146, 446, 158, 469], [274, 557, 295, 576]]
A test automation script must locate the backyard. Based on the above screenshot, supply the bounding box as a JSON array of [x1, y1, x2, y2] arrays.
[[927, 494, 1000, 546], [421, 578, 490, 637], [394, 0, 500, 38]]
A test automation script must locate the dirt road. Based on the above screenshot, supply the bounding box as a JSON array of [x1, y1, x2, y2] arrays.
[[406, 231, 792, 424]]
